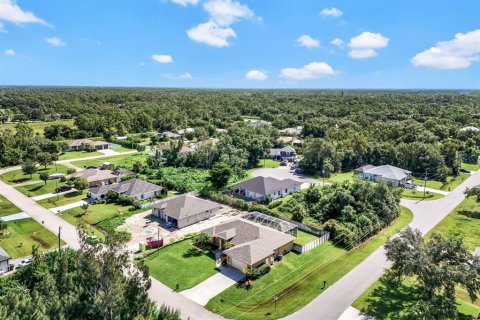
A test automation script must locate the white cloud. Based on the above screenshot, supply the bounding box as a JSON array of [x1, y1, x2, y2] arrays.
[[411, 29, 480, 70], [320, 7, 343, 18], [151, 54, 173, 63], [348, 32, 389, 59], [187, 21, 236, 47], [0, 0, 49, 27], [280, 61, 336, 81], [45, 37, 66, 47], [4, 48, 15, 56], [245, 70, 268, 80], [138, 62, 146, 67], [163, 72, 193, 80], [179, 72, 193, 79], [171, 0, 199, 6], [297, 35, 320, 48], [203, 0, 254, 26], [331, 37, 344, 48], [0, 22, 6, 33]]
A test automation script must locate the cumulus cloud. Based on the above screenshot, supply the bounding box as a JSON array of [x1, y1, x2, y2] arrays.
[[411, 29, 480, 70], [151, 54, 173, 63], [45, 37, 66, 47], [179, 72, 193, 79], [187, 0, 255, 47], [330, 37, 344, 48], [0, 0, 49, 29], [245, 70, 268, 80], [280, 61, 336, 81], [320, 7, 343, 18], [347, 32, 389, 59], [187, 21, 236, 47], [297, 35, 320, 48], [0, 22, 6, 33], [4, 48, 15, 56], [163, 72, 193, 80], [171, 0, 199, 6]]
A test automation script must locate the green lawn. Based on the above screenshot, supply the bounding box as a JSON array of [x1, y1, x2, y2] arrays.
[[461, 162, 480, 171], [1, 164, 70, 185], [411, 173, 469, 191], [327, 171, 356, 184], [37, 191, 86, 209], [142, 239, 218, 290], [206, 207, 413, 319], [15, 180, 66, 197], [59, 210, 105, 240], [401, 189, 444, 201], [243, 159, 280, 180], [0, 218, 64, 258], [0, 120, 75, 135], [294, 230, 319, 245], [112, 147, 134, 153], [72, 152, 145, 169], [0, 194, 21, 217], [353, 198, 480, 318], [62, 203, 135, 224], [58, 150, 102, 160]]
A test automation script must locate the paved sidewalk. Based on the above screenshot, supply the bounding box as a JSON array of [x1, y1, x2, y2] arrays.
[[0, 212, 30, 222], [415, 185, 449, 195], [31, 189, 77, 201], [49, 199, 88, 213], [180, 266, 244, 306]]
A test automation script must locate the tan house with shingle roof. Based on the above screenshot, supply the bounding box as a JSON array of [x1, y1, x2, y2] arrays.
[[68, 139, 110, 151], [71, 169, 118, 187], [203, 218, 295, 271]]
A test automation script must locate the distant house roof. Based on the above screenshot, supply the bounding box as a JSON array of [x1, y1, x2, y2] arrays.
[[178, 128, 195, 135], [277, 136, 294, 143], [71, 169, 117, 183], [68, 139, 108, 147], [292, 139, 304, 145], [270, 146, 296, 156], [232, 176, 302, 196], [159, 131, 181, 139], [203, 218, 295, 265], [279, 127, 302, 135], [216, 128, 228, 133], [112, 167, 134, 176], [362, 165, 411, 181], [354, 164, 376, 173], [89, 178, 163, 197], [153, 194, 220, 220], [460, 126, 480, 132], [248, 119, 271, 127], [0, 247, 11, 261]]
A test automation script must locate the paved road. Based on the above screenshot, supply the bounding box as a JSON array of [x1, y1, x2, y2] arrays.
[[285, 170, 480, 320]]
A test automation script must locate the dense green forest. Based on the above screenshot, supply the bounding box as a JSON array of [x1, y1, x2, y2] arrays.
[[1, 88, 480, 180]]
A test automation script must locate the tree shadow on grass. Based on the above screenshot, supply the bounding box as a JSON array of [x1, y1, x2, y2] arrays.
[[458, 210, 480, 220]]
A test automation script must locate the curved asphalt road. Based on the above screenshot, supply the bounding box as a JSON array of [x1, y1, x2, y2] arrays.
[[284, 170, 480, 320]]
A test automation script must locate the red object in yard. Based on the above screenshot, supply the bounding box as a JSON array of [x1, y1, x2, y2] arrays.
[[146, 236, 163, 249]]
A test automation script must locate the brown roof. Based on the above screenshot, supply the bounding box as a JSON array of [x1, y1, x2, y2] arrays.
[[71, 169, 118, 183]]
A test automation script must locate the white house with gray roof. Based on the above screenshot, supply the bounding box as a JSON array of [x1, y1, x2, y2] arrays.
[[88, 178, 164, 201], [232, 176, 302, 201], [152, 194, 221, 229], [0, 248, 11, 274], [355, 164, 411, 187], [203, 218, 295, 271]]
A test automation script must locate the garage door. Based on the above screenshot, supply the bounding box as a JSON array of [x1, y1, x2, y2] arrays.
[[231, 258, 247, 271]]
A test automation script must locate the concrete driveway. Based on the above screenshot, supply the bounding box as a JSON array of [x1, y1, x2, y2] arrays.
[[252, 166, 321, 189], [180, 266, 245, 306]]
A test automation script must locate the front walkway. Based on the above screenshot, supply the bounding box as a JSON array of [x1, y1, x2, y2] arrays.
[[49, 199, 88, 213], [415, 185, 449, 195], [0, 212, 30, 222], [31, 189, 78, 201], [180, 266, 245, 306]]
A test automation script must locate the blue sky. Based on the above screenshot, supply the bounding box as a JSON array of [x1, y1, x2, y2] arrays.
[[0, 0, 479, 88]]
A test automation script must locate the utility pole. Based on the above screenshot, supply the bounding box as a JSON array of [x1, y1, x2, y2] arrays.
[[157, 227, 160, 255], [423, 171, 428, 199], [274, 292, 279, 310], [322, 169, 325, 187], [58, 226, 62, 252]]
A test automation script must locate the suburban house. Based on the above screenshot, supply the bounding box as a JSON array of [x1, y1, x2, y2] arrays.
[[279, 126, 302, 136], [203, 218, 295, 271], [68, 139, 110, 151], [355, 164, 412, 187], [0, 248, 11, 274], [112, 167, 134, 177], [178, 128, 195, 135], [157, 131, 181, 139], [88, 178, 164, 201], [152, 194, 221, 228], [270, 146, 296, 161], [277, 136, 294, 144], [460, 126, 480, 132], [155, 145, 193, 159], [71, 169, 119, 187], [232, 176, 302, 201]]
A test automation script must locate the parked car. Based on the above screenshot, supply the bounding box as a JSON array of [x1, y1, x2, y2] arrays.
[[55, 185, 72, 193], [460, 168, 471, 173], [280, 161, 288, 166], [295, 168, 303, 174], [404, 182, 416, 189], [17, 258, 33, 269]]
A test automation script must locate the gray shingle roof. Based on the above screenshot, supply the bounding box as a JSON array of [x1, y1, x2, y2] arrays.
[[362, 165, 411, 181], [153, 195, 220, 220], [232, 176, 302, 196], [89, 178, 163, 197], [203, 218, 295, 265], [0, 247, 11, 261], [71, 169, 118, 183]]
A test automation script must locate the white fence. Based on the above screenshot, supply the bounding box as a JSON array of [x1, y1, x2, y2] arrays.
[[293, 233, 330, 254]]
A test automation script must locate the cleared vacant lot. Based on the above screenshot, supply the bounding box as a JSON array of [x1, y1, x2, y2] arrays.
[[1, 120, 75, 135], [1, 164, 70, 185], [16, 180, 67, 197], [72, 152, 145, 169], [59, 150, 102, 160], [0, 194, 21, 217]]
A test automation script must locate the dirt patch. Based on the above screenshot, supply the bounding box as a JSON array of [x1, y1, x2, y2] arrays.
[[31, 234, 51, 249]]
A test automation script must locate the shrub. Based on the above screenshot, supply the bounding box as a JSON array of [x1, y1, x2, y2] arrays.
[[191, 232, 211, 248], [67, 168, 77, 175], [245, 264, 271, 280], [60, 176, 67, 182]]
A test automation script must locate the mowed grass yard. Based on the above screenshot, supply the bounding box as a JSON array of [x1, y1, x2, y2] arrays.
[[58, 150, 102, 160], [15, 180, 67, 197], [243, 159, 280, 180], [206, 207, 413, 319], [412, 173, 469, 191], [72, 152, 146, 169], [461, 162, 480, 171], [1, 164, 70, 185], [1, 120, 75, 135], [353, 198, 480, 318], [294, 230, 318, 246], [37, 191, 86, 209], [0, 194, 21, 217], [0, 218, 64, 258], [141, 239, 218, 290], [401, 189, 444, 201], [327, 171, 356, 184]]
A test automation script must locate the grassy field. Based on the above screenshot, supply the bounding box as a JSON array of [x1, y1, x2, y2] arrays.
[[72, 152, 145, 169], [0, 120, 75, 135], [327, 171, 356, 184], [243, 159, 280, 180], [0, 194, 21, 217], [294, 230, 319, 245], [206, 207, 413, 319], [1, 164, 70, 185], [411, 173, 469, 191], [401, 189, 444, 201], [15, 180, 67, 197], [112, 147, 134, 153], [142, 239, 218, 290], [0, 218, 64, 258], [353, 198, 480, 318], [63, 203, 135, 225], [37, 191, 86, 209], [58, 150, 102, 160], [461, 162, 480, 171]]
